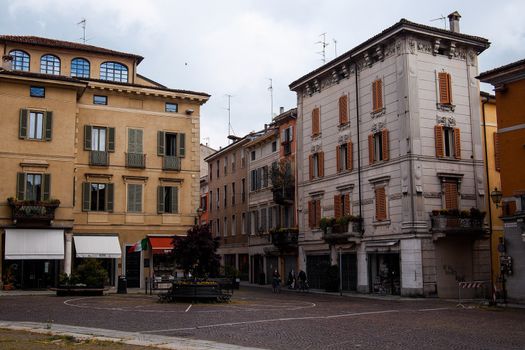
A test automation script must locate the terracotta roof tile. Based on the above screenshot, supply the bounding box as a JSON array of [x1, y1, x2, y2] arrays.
[[477, 58, 525, 80], [0, 35, 144, 63]]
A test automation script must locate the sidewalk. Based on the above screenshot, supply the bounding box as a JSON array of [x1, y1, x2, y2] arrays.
[[0, 321, 260, 350]]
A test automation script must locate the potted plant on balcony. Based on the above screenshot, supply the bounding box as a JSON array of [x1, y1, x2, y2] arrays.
[[320, 217, 335, 234], [459, 210, 471, 228], [470, 207, 486, 227]]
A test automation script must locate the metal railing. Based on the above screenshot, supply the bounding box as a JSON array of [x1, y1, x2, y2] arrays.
[[162, 156, 181, 171], [126, 153, 146, 168], [90, 150, 109, 166]]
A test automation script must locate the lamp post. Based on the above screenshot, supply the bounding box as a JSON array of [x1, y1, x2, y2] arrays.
[[490, 187, 503, 208]]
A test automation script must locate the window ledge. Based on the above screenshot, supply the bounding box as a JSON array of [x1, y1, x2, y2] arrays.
[[338, 123, 350, 131], [371, 108, 386, 118], [436, 103, 456, 112], [372, 219, 391, 227]]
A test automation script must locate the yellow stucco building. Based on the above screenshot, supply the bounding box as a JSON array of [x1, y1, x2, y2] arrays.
[[0, 36, 208, 289]]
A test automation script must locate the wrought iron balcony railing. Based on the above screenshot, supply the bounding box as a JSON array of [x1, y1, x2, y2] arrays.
[[7, 198, 60, 222], [90, 151, 109, 166], [162, 156, 181, 171], [126, 153, 146, 168]]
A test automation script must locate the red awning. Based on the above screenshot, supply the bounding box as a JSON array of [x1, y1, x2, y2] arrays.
[[148, 237, 174, 254]]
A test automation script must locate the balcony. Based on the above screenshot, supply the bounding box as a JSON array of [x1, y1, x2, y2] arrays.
[[90, 151, 109, 166], [126, 153, 146, 168], [322, 217, 363, 244], [430, 209, 486, 237], [270, 228, 299, 251], [7, 198, 60, 223], [272, 187, 294, 205], [162, 156, 181, 171]]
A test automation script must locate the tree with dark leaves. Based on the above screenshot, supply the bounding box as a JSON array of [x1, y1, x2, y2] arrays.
[[172, 225, 221, 278]]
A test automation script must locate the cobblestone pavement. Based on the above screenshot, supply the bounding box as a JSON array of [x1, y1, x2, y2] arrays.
[[1, 287, 525, 349]]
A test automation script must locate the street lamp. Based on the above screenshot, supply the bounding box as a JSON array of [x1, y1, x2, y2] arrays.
[[490, 187, 503, 208]]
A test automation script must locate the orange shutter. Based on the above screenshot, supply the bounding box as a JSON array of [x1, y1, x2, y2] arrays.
[[308, 201, 314, 228], [372, 80, 378, 111], [318, 151, 325, 177], [375, 187, 387, 221], [438, 72, 451, 104], [382, 129, 389, 161], [344, 194, 351, 216], [309, 154, 314, 180], [339, 95, 348, 125], [336, 145, 341, 172], [312, 108, 320, 136], [494, 132, 500, 171], [444, 182, 458, 209], [453, 127, 461, 159], [334, 195, 342, 219], [373, 80, 383, 112], [347, 141, 353, 171], [316, 200, 321, 227], [368, 133, 374, 165], [435, 125, 444, 158]]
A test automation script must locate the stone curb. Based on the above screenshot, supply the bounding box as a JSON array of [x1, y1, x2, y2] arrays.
[[0, 321, 263, 350]]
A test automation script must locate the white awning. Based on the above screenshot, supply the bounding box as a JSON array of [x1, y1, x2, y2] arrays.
[[5, 229, 64, 260], [74, 235, 121, 258]]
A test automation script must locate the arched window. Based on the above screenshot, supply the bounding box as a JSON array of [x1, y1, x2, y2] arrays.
[[9, 50, 30, 71], [40, 54, 61, 75], [71, 58, 90, 78], [100, 61, 128, 83]]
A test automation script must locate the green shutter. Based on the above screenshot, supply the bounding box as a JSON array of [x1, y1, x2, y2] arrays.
[[82, 182, 91, 211], [45, 111, 53, 141], [84, 125, 92, 150], [107, 127, 115, 152], [136, 184, 142, 212], [136, 129, 143, 154], [42, 174, 51, 201], [178, 133, 185, 158], [157, 131, 165, 156], [127, 129, 135, 153], [17, 173, 26, 200], [106, 183, 114, 212], [171, 187, 178, 213], [157, 186, 165, 213], [19, 109, 28, 139]]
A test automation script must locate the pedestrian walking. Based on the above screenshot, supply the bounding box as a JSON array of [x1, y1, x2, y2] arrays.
[[287, 269, 296, 289], [272, 270, 281, 293], [298, 270, 308, 292]]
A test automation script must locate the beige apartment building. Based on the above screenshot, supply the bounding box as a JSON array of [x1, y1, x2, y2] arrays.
[[0, 35, 208, 289]]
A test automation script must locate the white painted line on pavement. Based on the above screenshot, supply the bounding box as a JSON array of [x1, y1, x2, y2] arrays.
[[186, 304, 192, 312]]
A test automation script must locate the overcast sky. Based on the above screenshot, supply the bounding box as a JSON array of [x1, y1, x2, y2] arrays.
[[2, 0, 524, 149]]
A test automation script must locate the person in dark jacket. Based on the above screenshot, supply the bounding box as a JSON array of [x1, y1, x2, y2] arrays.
[[298, 270, 308, 292], [272, 270, 281, 293]]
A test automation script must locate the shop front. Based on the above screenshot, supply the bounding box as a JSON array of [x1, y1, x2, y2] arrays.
[[367, 241, 400, 295], [148, 235, 175, 280], [3, 228, 64, 289]]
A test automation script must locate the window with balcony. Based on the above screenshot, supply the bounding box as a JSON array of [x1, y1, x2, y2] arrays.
[[9, 50, 29, 71], [40, 54, 60, 75], [374, 187, 388, 221], [334, 193, 351, 218], [158, 131, 185, 171], [100, 61, 128, 82], [16, 173, 51, 201], [82, 182, 114, 212], [126, 128, 145, 168], [71, 58, 90, 78], [85, 125, 115, 166], [19, 109, 52, 141], [157, 186, 179, 214]]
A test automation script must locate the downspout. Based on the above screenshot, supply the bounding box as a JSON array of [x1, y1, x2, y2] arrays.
[[481, 95, 494, 300], [354, 62, 363, 233]]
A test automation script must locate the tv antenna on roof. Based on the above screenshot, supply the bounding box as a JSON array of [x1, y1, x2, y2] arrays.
[[333, 38, 338, 58], [430, 15, 447, 29], [268, 78, 274, 122], [225, 94, 236, 143], [316, 33, 329, 63], [77, 18, 87, 44]]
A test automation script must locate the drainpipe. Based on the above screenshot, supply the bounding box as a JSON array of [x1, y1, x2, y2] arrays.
[[354, 62, 363, 233], [481, 95, 495, 302]]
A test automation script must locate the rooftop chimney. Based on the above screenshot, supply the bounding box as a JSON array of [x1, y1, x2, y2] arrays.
[[1, 55, 13, 70], [448, 11, 461, 33], [279, 106, 284, 114]]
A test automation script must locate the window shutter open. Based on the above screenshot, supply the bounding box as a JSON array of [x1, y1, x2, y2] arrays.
[[45, 111, 53, 141], [82, 182, 91, 211], [444, 182, 458, 209], [178, 133, 186, 157], [107, 127, 115, 152], [494, 132, 500, 171], [373, 80, 383, 112], [281, 129, 286, 143], [368, 133, 374, 164], [435, 125, 444, 158], [171, 187, 179, 213], [308, 201, 314, 228], [106, 183, 114, 212], [309, 154, 314, 180], [319, 151, 325, 177], [157, 186, 165, 213], [438, 72, 451, 104], [344, 194, 351, 216], [334, 195, 342, 218], [347, 141, 353, 171], [17, 173, 26, 200], [289, 126, 293, 141], [339, 95, 348, 125], [336, 145, 341, 172], [315, 200, 321, 227], [375, 187, 387, 221], [453, 128, 461, 160], [19, 109, 28, 139], [382, 129, 389, 161], [157, 131, 165, 156], [42, 173, 51, 201], [84, 125, 92, 150]]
